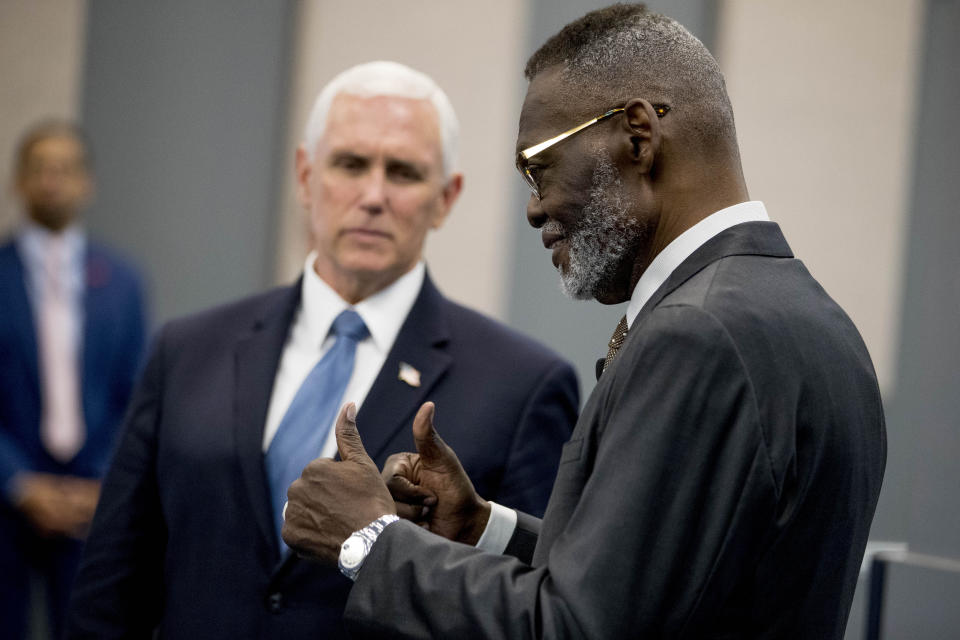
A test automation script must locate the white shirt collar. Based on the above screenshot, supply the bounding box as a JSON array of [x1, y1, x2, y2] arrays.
[[17, 220, 85, 268], [16, 221, 86, 300], [300, 252, 425, 353], [626, 201, 770, 327]]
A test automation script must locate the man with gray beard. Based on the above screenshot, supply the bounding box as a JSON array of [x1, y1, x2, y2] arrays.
[[548, 149, 644, 301], [281, 4, 886, 638]]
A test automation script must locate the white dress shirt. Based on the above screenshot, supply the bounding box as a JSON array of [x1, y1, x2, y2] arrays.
[[261, 253, 425, 458], [16, 221, 86, 356], [478, 200, 771, 553]]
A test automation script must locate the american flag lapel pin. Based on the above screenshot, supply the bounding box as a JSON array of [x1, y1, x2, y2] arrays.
[[398, 362, 421, 387]]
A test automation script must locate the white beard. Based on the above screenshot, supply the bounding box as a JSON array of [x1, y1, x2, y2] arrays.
[[555, 151, 640, 300]]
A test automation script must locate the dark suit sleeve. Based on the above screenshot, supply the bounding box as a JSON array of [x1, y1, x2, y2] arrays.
[[489, 359, 578, 517], [344, 306, 779, 639], [66, 328, 167, 639], [0, 430, 31, 503]]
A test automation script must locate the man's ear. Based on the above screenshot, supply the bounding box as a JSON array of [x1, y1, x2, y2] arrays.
[[431, 173, 463, 229], [294, 145, 313, 209], [621, 99, 663, 175]]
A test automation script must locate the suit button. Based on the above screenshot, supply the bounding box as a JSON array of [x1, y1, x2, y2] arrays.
[[267, 592, 283, 614]]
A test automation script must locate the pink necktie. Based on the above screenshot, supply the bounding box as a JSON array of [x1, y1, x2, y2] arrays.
[[38, 236, 85, 462]]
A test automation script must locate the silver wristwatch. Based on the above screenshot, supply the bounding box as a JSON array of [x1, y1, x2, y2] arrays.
[[338, 514, 399, 581]]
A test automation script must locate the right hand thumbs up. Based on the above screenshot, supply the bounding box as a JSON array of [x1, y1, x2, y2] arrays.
[[411, 402, 459, 472], [382, 402, 490, 545]]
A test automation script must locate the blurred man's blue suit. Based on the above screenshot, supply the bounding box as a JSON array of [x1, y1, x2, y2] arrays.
[[0, 238, 146, 638]]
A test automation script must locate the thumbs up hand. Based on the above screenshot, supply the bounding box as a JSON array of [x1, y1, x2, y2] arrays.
[[282, 403, 396, 565], [382, 402, 491, 545]]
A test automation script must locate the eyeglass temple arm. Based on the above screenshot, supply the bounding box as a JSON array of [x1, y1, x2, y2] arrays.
[[519, 108, 625, 161]]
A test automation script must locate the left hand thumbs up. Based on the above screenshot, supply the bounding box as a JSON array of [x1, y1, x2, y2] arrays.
[[282, 402, 396, 565], [335, 402, 374, 466]]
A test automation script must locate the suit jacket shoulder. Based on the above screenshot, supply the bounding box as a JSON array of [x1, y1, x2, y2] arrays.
[[421, 276, 569, 367], [159, 283, 299, 348], [85, 239, 142, 281]]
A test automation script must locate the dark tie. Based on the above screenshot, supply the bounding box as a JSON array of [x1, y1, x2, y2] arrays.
[[599, 315, 629, 377], [265, 309, 369, 552]]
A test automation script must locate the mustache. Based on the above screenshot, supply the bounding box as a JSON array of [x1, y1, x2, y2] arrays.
[[542, 219, 566, 236]]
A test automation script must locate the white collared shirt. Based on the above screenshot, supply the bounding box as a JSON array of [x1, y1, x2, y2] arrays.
[[16, 221, 87, 357], [261, 254, 425, 456], [477, 200, 771, 554]]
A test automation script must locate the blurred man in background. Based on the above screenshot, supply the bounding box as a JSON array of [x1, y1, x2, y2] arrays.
[[68, 61, 577, 639], [0, 120, 147, 639]]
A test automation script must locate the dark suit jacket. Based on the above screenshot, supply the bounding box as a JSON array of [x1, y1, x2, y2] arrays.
[[67, 272, 578, 639], [0, 238, 146, 494], [344, 222, 887, 639]]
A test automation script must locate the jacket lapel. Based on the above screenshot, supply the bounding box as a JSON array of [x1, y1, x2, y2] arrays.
[[631, 221, 794, 331], [233, 282, 302, 560], [354, 272, 453, 463]]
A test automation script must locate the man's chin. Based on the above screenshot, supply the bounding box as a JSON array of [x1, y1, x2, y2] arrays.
[[332, 249, 397, 276], [558, 262, 628, 303], [558, 270, 597, 301], [28, 207, 75, 232]]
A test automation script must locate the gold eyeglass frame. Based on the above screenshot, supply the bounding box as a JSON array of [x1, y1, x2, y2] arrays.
[[516, 104, 670, 199]]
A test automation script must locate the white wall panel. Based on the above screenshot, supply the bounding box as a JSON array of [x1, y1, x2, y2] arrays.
[[717, 0, 924, 393]]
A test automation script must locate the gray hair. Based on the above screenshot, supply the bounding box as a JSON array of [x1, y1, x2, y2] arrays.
[[526, 3, 737, 150], [303, 61, 459, 177]]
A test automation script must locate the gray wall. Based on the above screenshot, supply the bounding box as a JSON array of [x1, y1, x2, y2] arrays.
[[80, 0, 294, 325], [507, 0, 718, 399], [862, 2, 960, 635], [877, 0, 960, 557]]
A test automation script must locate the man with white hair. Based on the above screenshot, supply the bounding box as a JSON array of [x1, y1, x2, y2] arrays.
[[66, 61, 578, 639]]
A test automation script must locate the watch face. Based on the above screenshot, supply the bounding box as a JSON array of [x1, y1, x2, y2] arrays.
[[340, 534, 366, 569]]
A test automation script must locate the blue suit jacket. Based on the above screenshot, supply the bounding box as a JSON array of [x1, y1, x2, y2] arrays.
[[68, 273, 578, 639], [0, 238, 146, 495]]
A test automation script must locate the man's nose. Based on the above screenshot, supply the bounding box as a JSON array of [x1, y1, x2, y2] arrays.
[[38, 171, 67, 192], [526, 193, 547, 229], [358, 169, 387, 214]]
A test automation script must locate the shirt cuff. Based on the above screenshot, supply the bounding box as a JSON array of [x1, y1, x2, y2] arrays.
[[474, 501, 517, 554]]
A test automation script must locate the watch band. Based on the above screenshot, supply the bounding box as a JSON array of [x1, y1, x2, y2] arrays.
[[338, 514, 399, 581]]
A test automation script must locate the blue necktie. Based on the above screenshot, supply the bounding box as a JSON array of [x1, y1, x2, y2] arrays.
[[265, 309, 369, 552]]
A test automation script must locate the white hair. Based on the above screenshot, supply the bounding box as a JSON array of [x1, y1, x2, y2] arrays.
[[303, 61, 459, 177]]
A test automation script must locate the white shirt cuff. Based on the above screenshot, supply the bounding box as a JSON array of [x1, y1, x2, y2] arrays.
[[474, 501, 517, 554]]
